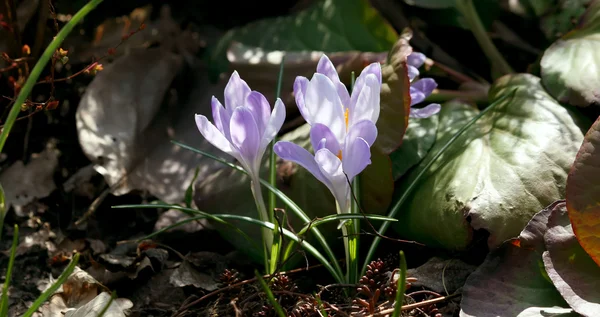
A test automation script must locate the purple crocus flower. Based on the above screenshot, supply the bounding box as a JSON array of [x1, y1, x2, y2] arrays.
[[274, 55, 380, 212], [406, 52, 441, 119], [195, 70, 286, 184]]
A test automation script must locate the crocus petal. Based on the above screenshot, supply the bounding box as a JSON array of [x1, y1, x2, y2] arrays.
[[274, 141, 328, 186], [316, 55, 341, 84], [350, 63, 382, 113], [410, 86, 426, 106], [195, 114, 235, 156], [304, 73, 346, 141], [412, 78, 437, 97], [294, 76, 312, 124], [345, 120, 378, 146], [316, 55, 351, 108], [342, 137, 372, 181], [351, 74, 380, 125], [245, 91, 270, 135], [407, 52, 426, 68], [211, 96, 231, 141], [230, 107, 260, 167], [310, 123, 341, 155], [315, 148, 349, 210], [407, 65, 419, 81], [410, 103, 441, 118], [260, 98, 286, 153], [224, 71, 251, 114]]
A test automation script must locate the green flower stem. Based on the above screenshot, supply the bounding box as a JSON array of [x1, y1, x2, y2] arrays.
[[251, 177, 274, 273], [268, 57, 285, 274], [426, 89, 489, 104], [0, 0, 103, 154], [456, 0, 514, 78]]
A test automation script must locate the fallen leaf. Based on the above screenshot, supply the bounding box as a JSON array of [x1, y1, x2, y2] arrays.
[[169, 252, 228, 291], [541, 1, 600, 106], [460, 202, 572, 317], [393, 74, 586, 250], [63, 292, 133, 317], [406, 257, 477, 294], [543, 203, 600, 316], [565, 115, 600, 267], [0, 144, 59, 216]]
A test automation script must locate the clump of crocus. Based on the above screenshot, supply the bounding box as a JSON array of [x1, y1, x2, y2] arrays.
[[406, 52, 441, 118], [195, 71, 285, 252], [274, 55, 381, 213]]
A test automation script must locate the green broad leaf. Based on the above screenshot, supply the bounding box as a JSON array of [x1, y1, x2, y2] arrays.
[[194, 124, 394, 262], [541, 1, 600, 106], [393, 74, 586, 250], [208, 0, 398, 77], [390, 115, 439, 180], [460, 202, 574, 317]]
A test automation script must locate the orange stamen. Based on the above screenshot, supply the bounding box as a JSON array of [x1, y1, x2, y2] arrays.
[[344, 108, 349, 131], [337, 150, 343, 160]]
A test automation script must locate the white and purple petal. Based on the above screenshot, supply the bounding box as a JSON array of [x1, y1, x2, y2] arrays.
[[274, 141, 328, 186], [304, 73, 346, 141], [412, 78, 437, 97], [293, 76, 312, 124], [410, 103, 441, 118], [408, 65, 419, 81], [351, 74, 381, 126], [211, 96, 231, 141], [224, 71, 251, 114], [407, 52, 426, 69], [230, 107, 261, 166], [410, 86, 426, 106], [345, 120, 378, 147], [315, 148, 349, 211], [245, 91, 271, 135], [260, 98, 286, 154], [310, 123, 341, 155], [195, 114, 236, 157], [342, 137, 372, 181]]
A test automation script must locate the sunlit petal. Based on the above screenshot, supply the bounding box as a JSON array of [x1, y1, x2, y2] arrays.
[[224, 71, 251, 113]]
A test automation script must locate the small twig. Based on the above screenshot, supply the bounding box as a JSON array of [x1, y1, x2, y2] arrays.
[[369, 293, 460, 316], [430, 60, 478, 84], [171, 262, 327, 317], [74, 176, 125, 226]]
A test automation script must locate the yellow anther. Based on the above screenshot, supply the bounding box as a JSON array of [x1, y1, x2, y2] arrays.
[[337, 150, 343, 160], [344, 107, 349, 131]]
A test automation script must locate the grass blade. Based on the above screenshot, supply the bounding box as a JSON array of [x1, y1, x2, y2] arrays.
[[112, 204, 258, 252], [0, 225, 18, 316], [256, 270, 286, 317], [391, 250, 407, 317], [0, 184, 5, 240], [361, 89, 516, 276], [184, 167, 200, 208], [269, 56, 286, 275], [22, 253, 80, 317], [0, 0, 103, 153], [171, 141, 344, 279], [96, 291, 116, 317]]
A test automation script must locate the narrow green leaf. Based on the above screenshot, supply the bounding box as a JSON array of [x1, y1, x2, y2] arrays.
[[0, 225, 18, 316], [184, 167, 200, 208], [171, 141, 344, 280], [96, 291, 116, 317], [256, 271, 286, 317], [392, 251, 408, 317], [23, 254, 80, 317]]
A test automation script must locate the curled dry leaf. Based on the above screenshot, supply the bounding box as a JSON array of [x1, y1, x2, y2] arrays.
[[543, 202, 600, 316], [63, 292, 133, 317], [0, 144, 59, 216], [460, 201, 573, 317]]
